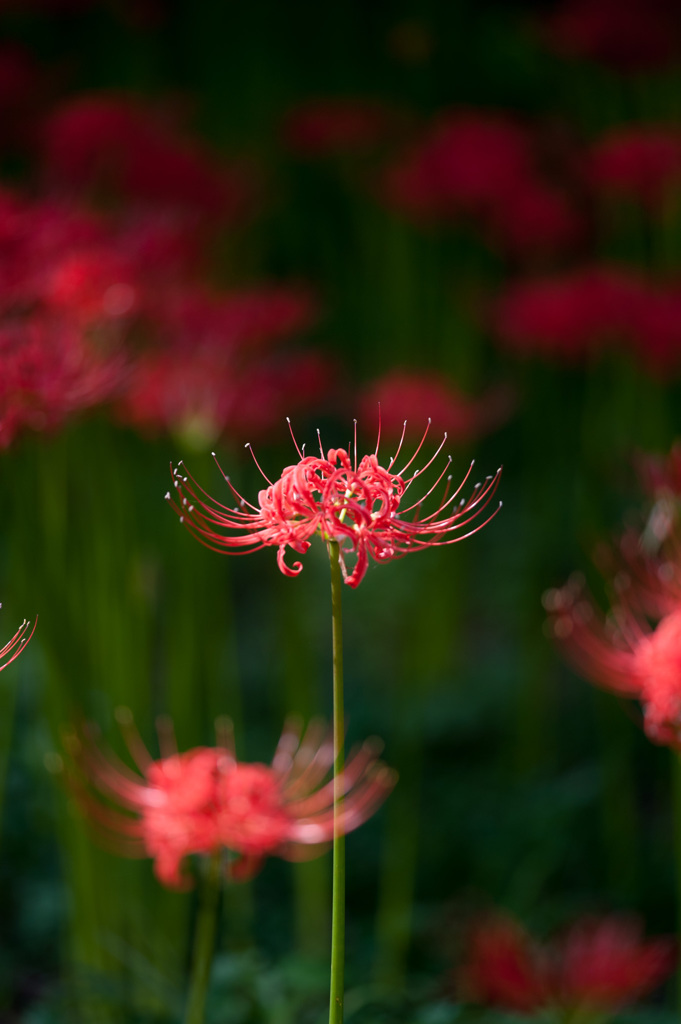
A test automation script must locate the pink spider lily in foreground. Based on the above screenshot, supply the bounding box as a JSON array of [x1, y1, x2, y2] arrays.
[[63, 712, 395, 888], [166, 418, 502, 587], [0, 606, 35, 671]]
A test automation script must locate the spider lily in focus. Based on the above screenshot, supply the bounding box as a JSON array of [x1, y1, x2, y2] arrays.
[[166, 417, 502, 587]]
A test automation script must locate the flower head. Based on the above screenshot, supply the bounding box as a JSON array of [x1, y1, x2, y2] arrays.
[[544, 574, 681, 747], [64, 712, 394, 889], [458, 914, 547, 1013], [459, 912, 674, 1015], [167, 419, 502, 587], [588, 127, 681, 211]]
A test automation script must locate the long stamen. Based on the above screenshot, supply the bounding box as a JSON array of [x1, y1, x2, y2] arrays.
[[402, 431, 449, 488], [400, 455, 453, 513], [388, 419, 408, 469], [245, 442, 273, 485], [287, 417, 305, 459], [395, 418, 431, 477]]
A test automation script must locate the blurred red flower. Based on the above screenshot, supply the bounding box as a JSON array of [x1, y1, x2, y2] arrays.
[[558, 916, 676, 1010], [493, 266, 645, 362], [458, 915, 547, 1012], [66, 713, 394, 889], [383, 110, 534, 222], [360, 371, 512, 443], [540, 0, 680, 74], [382, 110, 584, 260], [282, 98, 395, 157], [42, 95, 253, 224], [459, 912, 674, 1014], [167, 421, 501, 587], [588, 127, 681, 210], [544, 574, 681, 748], [0, 317, 127, 448], [485, 178, 586, 260], [118, 284, 326, 447]]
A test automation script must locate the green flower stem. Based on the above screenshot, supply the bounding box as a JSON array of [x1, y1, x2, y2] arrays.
[[673, 753, 681, 1012], [328, 540, 345, 1024], [184, 851, 222, 1024]]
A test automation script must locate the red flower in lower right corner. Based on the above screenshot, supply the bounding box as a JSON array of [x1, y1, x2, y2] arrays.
[[459, 912, 674, 1016]]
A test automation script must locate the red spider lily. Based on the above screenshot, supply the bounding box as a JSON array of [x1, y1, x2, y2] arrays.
[[484, 178, 586, 261], [458, 915, 547, 1013], [382, 111, 585, 261], [0, 609, 35, 672], [588, 127, 681, 211], [493, 266, 646, 362], [117, 284, 326, 446], [0, 317, 127, 449], [359, 371, 512, 444], [383, 110, 534, 223], [64, 712, 394, 889], [282, 98, 395, 157], [627, 286, 681, 375], [459, 912, 674, 1014], [166, 419, 502, 587], [557, 917, 676, 1010], [145, 284, 318, 355], [544, 574, 681, 748], [42, 95, 253, 224], [119, 348, 332, 449], [539, 0, 680, 74]]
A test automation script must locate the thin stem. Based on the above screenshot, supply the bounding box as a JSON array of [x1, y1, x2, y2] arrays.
[[184, 851, 222, 1024], [673, 752, 681, 1013], [328, 540, 345, 1024]]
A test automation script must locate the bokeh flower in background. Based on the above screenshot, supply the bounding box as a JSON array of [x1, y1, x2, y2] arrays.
[[540, 0, 681, 73], [492, 266, 645, 363], [588, 126, 681, 212], [65, 712, 394, 888], [360, 370, 513, 443], [459, 912, 675, 1015], [41, 94, 254, 226], [117, 283, 328, 448]]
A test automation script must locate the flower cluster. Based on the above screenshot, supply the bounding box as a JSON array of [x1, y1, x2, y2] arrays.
[[0, 92, 330, 450], [494, 265, 681, 371], [588, 127, 681, 212], [458, 912, 675, 1015], [42, 94, 252, 227], [167, 421, 502, 588], [65, 712, 395, 888], [382, 109, 585, 261], [539, 0, 680, 74], [117, 284, 326, 448]]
